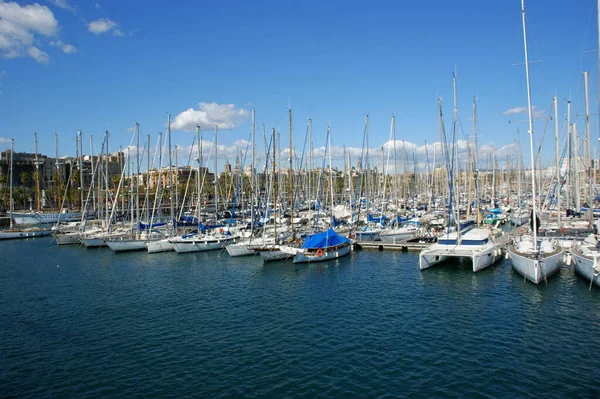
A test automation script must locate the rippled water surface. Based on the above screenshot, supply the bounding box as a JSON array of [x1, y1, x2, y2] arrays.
[[2, 237, 600, 398]]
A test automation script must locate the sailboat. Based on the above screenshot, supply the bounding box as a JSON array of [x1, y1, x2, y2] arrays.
[[0, 139, 52, 240], [171, 125, 238, 253], [12, 132, 88, 226], [507, 0, 563, 284], [419, 73, 504, 272]]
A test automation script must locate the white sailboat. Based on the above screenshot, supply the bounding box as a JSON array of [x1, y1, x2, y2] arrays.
[[507, 0, 563, 284], [419, 74, 504, 272], [0, 138, 52, 240]]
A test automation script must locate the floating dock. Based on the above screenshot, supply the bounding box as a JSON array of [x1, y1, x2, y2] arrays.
[[354, 240, 432, 252]]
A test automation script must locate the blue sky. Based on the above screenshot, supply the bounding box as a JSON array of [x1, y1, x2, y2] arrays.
[[0, 0, 598, 170]]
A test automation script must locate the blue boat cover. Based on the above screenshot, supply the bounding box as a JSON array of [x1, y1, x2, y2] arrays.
[[302, 228, 350, 249], [137, 222, 167, 230]]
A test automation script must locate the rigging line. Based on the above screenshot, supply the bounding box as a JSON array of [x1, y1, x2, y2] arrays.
[[578, 0, 598, 80]]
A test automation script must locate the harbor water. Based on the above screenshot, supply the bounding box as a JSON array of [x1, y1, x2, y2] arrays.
[[2, 237, 600, 398]]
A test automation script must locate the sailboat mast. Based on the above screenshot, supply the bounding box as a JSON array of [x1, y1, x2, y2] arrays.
[[196, 126, 201, 222], [521, 0, 538, 250], [34, 131, 41, 211], [251, 109, 256, 233], [9, 138, 14, 229], [214, 125, 218, 223], [271, 128, 277, 239], [584, 71, 593, 207], [77, 130, 84, 213], [167, 113, 175, 233], [596, 0, 600, 206], [452, 73, 460, 234], [553, 96, 561, 228], [54, 130, 61, 211], [288, 108, 294, 239], [105, 130, 110, 228], [90, 135, 96, 214]]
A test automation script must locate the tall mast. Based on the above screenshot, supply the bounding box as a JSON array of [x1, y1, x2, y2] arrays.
[[521, 0, 538, 250], [596, 0, 600, 206], [553, 96, 561, 228], [271, 128, 277, 239], [54, 130, 62, 211], [77, 130, 84, 212], [288, 108, 295, 239], [174, 145, 179, 219], [135, 122, 140, 229], [196, 126, 201, 222], [567, 100, 572, 209], [472, 97, 479, 210], [167, 113, 175, 233], [9, 138, 14, 229], [308, 118, 313, 207], [105, 130, 110, 228], [214, 124, 218, 223], [34, 131, 41, 211], [452, 72, 460, 234], [146, 133, 150, 223], [251, 109, 256, 233], [584, 71, 593, 207], [90, 135, 95, 214]]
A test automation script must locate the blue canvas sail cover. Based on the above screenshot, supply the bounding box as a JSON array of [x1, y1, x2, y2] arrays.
[[301, 228, 351, 249], [137, 221, 167, 230]]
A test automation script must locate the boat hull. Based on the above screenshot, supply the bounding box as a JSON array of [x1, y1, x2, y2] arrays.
[[12, 211, 87, 225], [258, 248, 294, 262], [571, 252, 600, 287], [378, 230, 418, 243], [106, 239, 148, 252], [146, 239, 175, 253], [172, 237, 235, 253], [508, 247, 563, 284], [0, 229, 52, 240], [293, 244, 351, 264], [419, 243, 503, 272], [54, 232, 81, 245]]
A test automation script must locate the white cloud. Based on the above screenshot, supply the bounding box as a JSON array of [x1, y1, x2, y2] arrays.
[[503, 106, 528, 116], [0, 136, 11, 143], [0, 1, 60, 62], [50, 39, 76, 53], [172, 102, 250, 131], [87, 18, 120, 35], [503, 105, 547, 119], [48, 0, 75, 13], [27, 46, 50, 63]]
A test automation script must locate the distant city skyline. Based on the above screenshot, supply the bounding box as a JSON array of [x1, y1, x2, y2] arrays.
[[0, 0, 599, 170]]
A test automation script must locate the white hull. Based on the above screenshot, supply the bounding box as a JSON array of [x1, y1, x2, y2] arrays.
[[106, 239, 148, 252], [508, 247, 563, 284], [146, 238, 175, 253], [293, 244, 352, 263], [226, 243, 256, 257], [510, 213, 530, 226], [570, 252, 600, 287], [419, 242, 503, 272], [12, 211, 86, 225], [0, 229, 52, 240], [258, 247, 294, 262], [172, 236, 236, 253], [226, 237, 276, 257], [378, 230, 418, 243], [54, 232, 81, 245]]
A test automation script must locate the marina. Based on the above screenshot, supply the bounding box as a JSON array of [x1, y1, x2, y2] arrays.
[[3, 0, 600, 397], [2, 236, 600, 398]]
